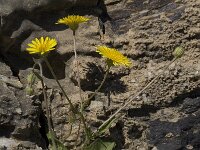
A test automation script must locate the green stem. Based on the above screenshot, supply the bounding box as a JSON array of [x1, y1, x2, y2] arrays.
[[73, 30, 90, 143], [97, 58, 177, 133], [73, 32, 83, 112], [33, 63, 57, 150], [44, 57, 76, 115], [74, 120, 81, 147], [66, 124, 72, 139]]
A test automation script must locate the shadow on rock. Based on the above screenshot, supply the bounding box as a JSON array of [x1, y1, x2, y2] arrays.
[[109, 121, 125, 150], [42, 51, 66, 80], [128, 104, 158, 118], [149, 97, 200, 150], [81, 62, 128, 94]]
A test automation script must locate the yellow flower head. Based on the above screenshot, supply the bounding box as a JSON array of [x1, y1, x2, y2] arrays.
[[56, 15, 90, 31], [26, 37, 57, 55], [96, 46, 131, 67]]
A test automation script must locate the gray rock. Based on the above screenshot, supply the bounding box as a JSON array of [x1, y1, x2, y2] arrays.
[[1, 0, 200, 149], [0, 81, 45, 149], [0, 58, 12, 76], [0, 0, 98, 16]]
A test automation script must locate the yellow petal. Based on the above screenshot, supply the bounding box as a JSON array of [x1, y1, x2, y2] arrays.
[[28, 43, 37, 48], [26, 36, 57, 55]]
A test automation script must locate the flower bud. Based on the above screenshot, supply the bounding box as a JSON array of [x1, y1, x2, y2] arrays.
[[25, 86, 34, 95], [27, 73, 36, 86], [173, 47, 184, 58]]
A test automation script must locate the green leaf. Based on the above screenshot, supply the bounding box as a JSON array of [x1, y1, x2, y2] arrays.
[[85, 139, 116, 150], [25, 86, 34, 95], [27, 72, 36, 86], [97, 117, 117, 136], [32, 70, 43, 81], [47, 132, 68, 150], [106, 59, 114, 68], [47, 132, 51, 140], [55, 138, 68, 150]]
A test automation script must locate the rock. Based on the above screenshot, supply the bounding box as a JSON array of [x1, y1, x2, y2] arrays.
[[1, 0, 200, 149], [0, 58, 13, 76], [148, 97, 200, 149], [0, 0, 98, 16], [149, 113, 200, 149], [0, 61, 45, 149], [182, 97, 200, 114]]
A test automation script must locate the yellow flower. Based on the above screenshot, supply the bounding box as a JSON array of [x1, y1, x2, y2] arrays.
[[96, 46, 131, 67], [56, 15, 90, 31], [26, 37, 57, 55]]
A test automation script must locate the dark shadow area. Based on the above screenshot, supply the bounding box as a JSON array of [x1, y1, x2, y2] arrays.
[[65, 0, 112, 37], [60, 52, 75, 63], [169, 87, 200, 107], [30, 94, 49, 149], [39, 112, 49, 149], [109, 121, 125, 150], [2, 0, 111, 34], [181, 97, 200, 114], [7, 30, 34, 63], [0, 28, 35, 77], [0, 125, 15, 138], [148, 91, 200, 149], [1, 11, 37, 76], [28, 11, 68, 32], [127, 124, 144, 139], [41, 51, 66, 80], [1, 10, 28, 37], [127, 104, 158, 118], [12, 124, 47, 149], [79, 51, 103, 58], [78, 62, 128, 94], [149, 111, 200, 150], [65, 0, 111, 21]]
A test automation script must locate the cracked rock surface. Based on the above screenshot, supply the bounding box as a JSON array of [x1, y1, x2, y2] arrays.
[[0, 0, 200, 149]]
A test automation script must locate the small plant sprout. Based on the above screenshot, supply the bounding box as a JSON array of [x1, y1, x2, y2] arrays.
[[25, 72, 37, 95]]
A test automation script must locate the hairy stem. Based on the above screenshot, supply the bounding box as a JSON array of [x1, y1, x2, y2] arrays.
[[73, 31, 83, 112], [97, 58, 177, 133], [73, 30, 90, 143], [33, 63, 57, 150]]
